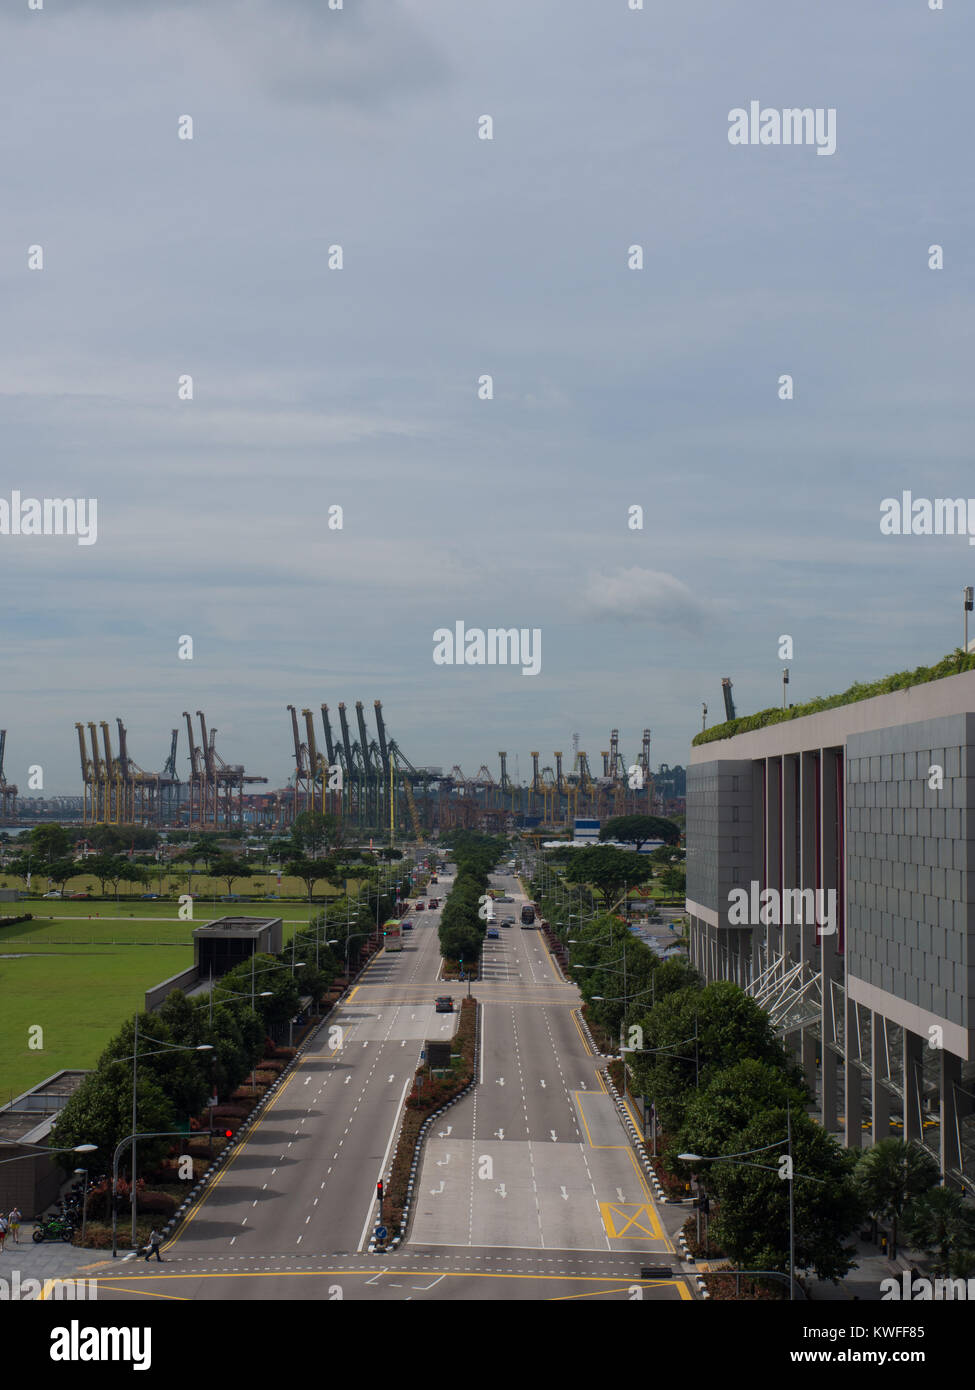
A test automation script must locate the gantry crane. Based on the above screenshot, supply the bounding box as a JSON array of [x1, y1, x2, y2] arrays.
[[0, 730, 17, 821]]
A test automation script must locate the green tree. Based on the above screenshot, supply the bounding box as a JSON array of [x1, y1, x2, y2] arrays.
[[705, 1108, 864, 1283], [50, 1066, 175, 1177], [286, 856, 339, 903], [600, 815, 681, 850], [903, 1184, 975, 1277], [212, 856, 253, 897], [855, 1139, 940, 1259], [673, 1059, 810, 1173], [30, 823, 74, 862], [660, 864, 686, 896], [189, 835, 222, 876], [563, 845, 649, 911], [290, 812, 341, 860], [45, 857, 78, 894], [627, 980, 794, 1136]]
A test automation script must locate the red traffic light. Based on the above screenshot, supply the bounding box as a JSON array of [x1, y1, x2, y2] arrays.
[[224, 1129, 233, 1139], [376, 1181, 384, 1201]]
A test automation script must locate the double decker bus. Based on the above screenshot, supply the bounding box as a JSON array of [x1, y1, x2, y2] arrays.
[[382, 918, 404, 951]]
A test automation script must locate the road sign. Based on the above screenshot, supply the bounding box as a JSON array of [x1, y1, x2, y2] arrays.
[[375, 1226, 387, 1241]]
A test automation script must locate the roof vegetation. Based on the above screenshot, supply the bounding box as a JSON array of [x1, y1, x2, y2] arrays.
[[691, 650, 975, 747]]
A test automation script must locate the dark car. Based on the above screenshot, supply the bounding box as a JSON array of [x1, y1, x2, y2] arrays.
[[501, 917, 515, 927], [402, 919, 414, 931], [435, 996, 454, 1013]]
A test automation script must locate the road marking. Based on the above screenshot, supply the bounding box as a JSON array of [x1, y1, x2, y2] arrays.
[[599, 1202, 658, 1239]]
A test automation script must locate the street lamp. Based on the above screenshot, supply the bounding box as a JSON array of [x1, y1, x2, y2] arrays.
[[73, 1166, 91, 1243]]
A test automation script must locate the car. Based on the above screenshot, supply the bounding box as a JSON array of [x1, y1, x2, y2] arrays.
[[435, 996, 454, 1013], [140, 893, 160, 900], [430, 876, 438, 885], [428, 898, 438, 909], [41, 891, 62, 899], [402, 920, 414, 931], [415, 902, 426, 911], [67, 892, 90, 900], [486, 926, 499, 939], [501, 917, 515, 926]]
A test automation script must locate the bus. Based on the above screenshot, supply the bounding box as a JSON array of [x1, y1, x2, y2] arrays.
[[382, 918, 404, 952], [520, 904, 535, 925]]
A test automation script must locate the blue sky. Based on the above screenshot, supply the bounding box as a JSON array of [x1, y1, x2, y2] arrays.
[[1, 0, 973, 793]]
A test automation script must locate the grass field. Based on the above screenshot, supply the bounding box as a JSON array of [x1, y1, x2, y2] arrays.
[[0, 872, 378, 900], [0, 901, 332, 1101]]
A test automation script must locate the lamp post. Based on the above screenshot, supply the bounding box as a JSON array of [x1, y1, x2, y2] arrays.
[[965, 586, 974, 652], [73, 1166, 91, 1243]]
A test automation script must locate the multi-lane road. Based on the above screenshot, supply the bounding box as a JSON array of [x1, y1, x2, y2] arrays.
[[85, 868, 690, 1301]]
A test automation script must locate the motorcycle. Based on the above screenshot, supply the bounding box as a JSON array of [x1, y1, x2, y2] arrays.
[[32, 1215, 75, 1244]]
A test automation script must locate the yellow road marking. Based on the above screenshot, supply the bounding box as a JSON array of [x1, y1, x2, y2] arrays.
[[346, 985, 360, 1002], [551, 1282, 687, 1301], [570, 1009, 593, 1057], [164, 1066, 301, 1248], [90, 1284, 189, 1301], [87, 1266, 689, 1287], [575, 1090, 627, 1149], [599, 1201, 660, 1240]]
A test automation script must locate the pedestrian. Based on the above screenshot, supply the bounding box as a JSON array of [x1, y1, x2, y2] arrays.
[[7, 1208, 21, 1244], [0, 1214, 7, 1253], [144, 1228, 162, 1262]]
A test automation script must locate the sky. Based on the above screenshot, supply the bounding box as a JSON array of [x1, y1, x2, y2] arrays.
[[1, 0, 973, 794]]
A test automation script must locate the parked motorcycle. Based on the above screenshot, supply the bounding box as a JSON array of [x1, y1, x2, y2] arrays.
[[31, 1215, 75, 1244]]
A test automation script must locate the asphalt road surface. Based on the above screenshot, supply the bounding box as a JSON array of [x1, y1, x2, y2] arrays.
[[83, 869, 690, 1302]]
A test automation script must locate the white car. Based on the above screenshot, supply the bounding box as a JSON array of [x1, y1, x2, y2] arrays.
[[42, 891, 63, 899]]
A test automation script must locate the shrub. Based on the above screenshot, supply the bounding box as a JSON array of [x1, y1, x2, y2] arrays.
[[138, 1191, 178, 1217]]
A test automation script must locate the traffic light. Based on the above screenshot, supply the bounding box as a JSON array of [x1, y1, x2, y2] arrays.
[[376, 1180, 384, 1203], [224, 1129, 233, 1139]]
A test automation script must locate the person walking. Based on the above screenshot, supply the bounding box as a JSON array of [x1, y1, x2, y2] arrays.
[[7, 1208, 21, 1244], [144, 1228, 163, 1262], [0, 1214, 8, 1253]]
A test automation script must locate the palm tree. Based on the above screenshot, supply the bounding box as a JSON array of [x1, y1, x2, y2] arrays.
[[855, 1138, 940, 1259], [903, 1184, 975, 1277]]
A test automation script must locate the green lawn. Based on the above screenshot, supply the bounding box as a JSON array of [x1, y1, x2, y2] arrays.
[[0, 943, 194, 1104], [0, 901, 333, 1100]]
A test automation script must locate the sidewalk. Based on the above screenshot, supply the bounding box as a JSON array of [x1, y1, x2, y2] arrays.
[[0, 1225, 119, 1282]]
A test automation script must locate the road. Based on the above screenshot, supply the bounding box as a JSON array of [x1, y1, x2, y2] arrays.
[[83, 867, 689, 1302]]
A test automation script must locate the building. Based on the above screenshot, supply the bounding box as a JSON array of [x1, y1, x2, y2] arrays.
[[573, 818, 600, 843], [687, 666, 975, 1189], [0, 1071, 90, 1218]]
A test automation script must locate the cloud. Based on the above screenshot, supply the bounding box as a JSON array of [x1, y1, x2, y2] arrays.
[[52, 0, 450, 111], [582, 568, 710, 630]]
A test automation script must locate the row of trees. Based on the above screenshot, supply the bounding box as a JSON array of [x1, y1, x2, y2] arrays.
[[437, 831, 507, 965], [50, 935, 342, 1176], [536, 855, 975, 1283]]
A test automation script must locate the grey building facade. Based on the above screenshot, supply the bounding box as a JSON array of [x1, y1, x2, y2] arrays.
[[687, 670, 975, 1188]]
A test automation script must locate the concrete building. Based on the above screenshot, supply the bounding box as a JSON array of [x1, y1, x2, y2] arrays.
[[0, 1071, 90, 1217], [687, 666, 975, 1189]]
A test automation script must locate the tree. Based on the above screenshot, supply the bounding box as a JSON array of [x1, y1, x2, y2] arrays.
[[705, 1108, 865, 1283], [673, 1059, 810, 1173], [45, 857, 78, 894], [85, 853, 135, 900], [903, 1184, 975, 1277], [627, 980, 796, 1136], [660, 864, 686, 896], [286, 857, 339, 903], [290, 812, 341, 860], [600, 815, 681, 850], [188, 835, 222, 876], [50, 1065, 175, 1176], [212, 857, 253, 897], [855, 1139, 940, 1259], [29, 823, 74, 862], [563, 845, 649, 910]]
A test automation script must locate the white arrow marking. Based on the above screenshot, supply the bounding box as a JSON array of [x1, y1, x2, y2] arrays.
[[550, 1130, 558, 1142], [617, 1187, 625, 1202], [560, 1186, 569, 1201], [495, 1128, 505, 1141], [344, 1076, 351, 1085], [495, 1184, 507, 1199], [430, 1181, 445, 1195], [436, 1153, 451, 1167], [540, 1080, 546, 1088], [388, 1075, 395, 1082], [437, 1126, 453, 1139], [496, 1077, 505, 1086]]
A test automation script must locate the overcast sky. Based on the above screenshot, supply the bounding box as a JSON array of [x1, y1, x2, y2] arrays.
[[1, 0, 972, 795]]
